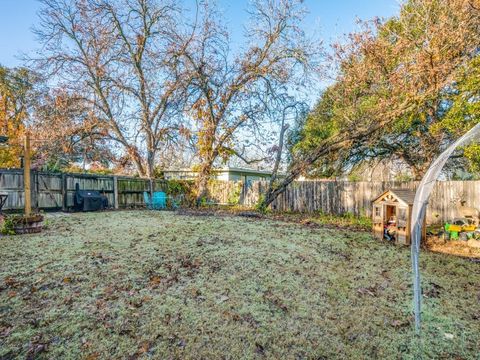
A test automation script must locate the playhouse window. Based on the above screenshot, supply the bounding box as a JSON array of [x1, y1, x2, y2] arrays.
[[375, 206, 381, 217]]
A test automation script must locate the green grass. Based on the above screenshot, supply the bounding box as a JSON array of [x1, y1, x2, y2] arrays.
[[307, 211, 373, 231], [0, 211, 479, 359]]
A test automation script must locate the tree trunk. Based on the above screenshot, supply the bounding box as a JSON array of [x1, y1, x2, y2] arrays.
[[410, 161, 432, 181], [261, 135, 356, 208], [263, 114, 288, 211], [146, 149, 155, 179], [411, 167, 423, 181], [195, 161, 213, 206], [262, 170, 298, 209], [128, 146, 146, 177], [261, 110, 403, 208]]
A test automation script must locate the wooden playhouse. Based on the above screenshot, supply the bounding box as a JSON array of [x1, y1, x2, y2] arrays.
[[372, 189, 425, 245]]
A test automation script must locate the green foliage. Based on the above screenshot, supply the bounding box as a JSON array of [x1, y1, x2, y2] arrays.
[[347, 173, 362, 182], [227, 184, 241, 205], [166, 180, 188, 195], [312, 210, 372, 231], [294, 88, 338, 152], [199, 196, 208, 207], [165, 180, 196, 206], [0, 66, 37, 168], [0, 214, 44, 235], [62, 165, 113, 176], [438, 56, 480, 173], [292, 88, 343, 177], [42, 217, 51, 230], [1, 216, 15, 235], [153, 167, 165, 179], [292, 1, 480, 180], [394, 173, 414, 182], [254, 194, 270, 213]]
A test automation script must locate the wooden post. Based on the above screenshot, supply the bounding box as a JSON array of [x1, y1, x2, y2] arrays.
[[113, 176, 119, 209], [33, 171, 39, 210], [23, 132, 31, 216], [61, 173, 67, 211]]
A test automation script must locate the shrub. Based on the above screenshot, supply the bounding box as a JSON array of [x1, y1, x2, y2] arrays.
[[1, 216, 15, 235]]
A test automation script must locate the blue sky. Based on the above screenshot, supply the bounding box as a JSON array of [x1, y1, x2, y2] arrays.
[[0, 0, 399, 68]]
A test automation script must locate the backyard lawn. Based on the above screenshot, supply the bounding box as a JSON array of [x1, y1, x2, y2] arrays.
[[0, 211, 479, 359]]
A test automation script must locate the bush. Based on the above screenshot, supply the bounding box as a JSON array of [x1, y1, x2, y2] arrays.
[[1, 216, 15, 235], [1, 214, 44, 235], [227, 184, 242, 205], [165, 180, 196, 206]]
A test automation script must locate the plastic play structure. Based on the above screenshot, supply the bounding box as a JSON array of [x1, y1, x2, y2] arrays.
[[410, 122, 480, 333]]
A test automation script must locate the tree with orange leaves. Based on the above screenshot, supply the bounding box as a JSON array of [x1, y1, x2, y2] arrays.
[[0, 66, 38, 168]]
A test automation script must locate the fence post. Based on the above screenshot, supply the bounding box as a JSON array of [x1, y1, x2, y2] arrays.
[[61, 173, 67, 211], [113, 176, 119, 209], [33, 171, 39, 211], [23, 133, 32, 216]]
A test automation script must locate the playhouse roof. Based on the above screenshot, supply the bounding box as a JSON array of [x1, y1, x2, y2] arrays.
[[373, 189, 416, 206]]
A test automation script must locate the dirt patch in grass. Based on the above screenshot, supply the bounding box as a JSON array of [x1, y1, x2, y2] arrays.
[[1, 210, 479, 359], [425, 235, 480, 259]]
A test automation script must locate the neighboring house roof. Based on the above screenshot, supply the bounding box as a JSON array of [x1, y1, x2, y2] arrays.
[[373, 189, 416, 206], [221, 167, 275, 176], [164, 167, 278, 176]]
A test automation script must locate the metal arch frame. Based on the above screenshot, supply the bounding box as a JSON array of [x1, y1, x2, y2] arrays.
[[410, 122, 480, 333]]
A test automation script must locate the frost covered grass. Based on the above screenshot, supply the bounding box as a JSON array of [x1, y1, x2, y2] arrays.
[[0, 210, 479, 359]]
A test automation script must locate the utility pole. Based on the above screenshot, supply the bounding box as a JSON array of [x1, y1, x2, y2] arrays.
[[24, 131, 31, 217]]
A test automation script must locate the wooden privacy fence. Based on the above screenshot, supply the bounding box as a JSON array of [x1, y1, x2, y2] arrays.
[[204, 179, 480, 223], [0, 169, 169, 211], [1, 168, 479, 224], [269, 180, 480, 224], [0, 169, 264, 211]]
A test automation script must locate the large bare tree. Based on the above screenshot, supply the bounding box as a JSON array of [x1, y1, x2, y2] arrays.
[[177, 0, 318, 203], [34, 0, 187, 177]]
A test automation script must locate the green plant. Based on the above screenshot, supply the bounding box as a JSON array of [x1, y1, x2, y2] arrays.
[[227, 185, 242, 205], [1, 214, 45, 235], [165, 180, 196, 206], [166, 180, 186, 195], [1, 216, 15, 235], [255, 194, 271, 214], [394, 173, 414, 182], [199, 196, 208, 207], [347, 173, 362, 182], [42, 218, 51, 230]]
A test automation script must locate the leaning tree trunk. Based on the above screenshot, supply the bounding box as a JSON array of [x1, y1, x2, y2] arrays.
[[263, 115, 288, 211], [262, 140, 342, 208], [261, 110, 407, 208]]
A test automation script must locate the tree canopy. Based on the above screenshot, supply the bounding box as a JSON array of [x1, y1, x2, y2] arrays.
[[0, 66, 37, 168], [292, 0, 480, 180]]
